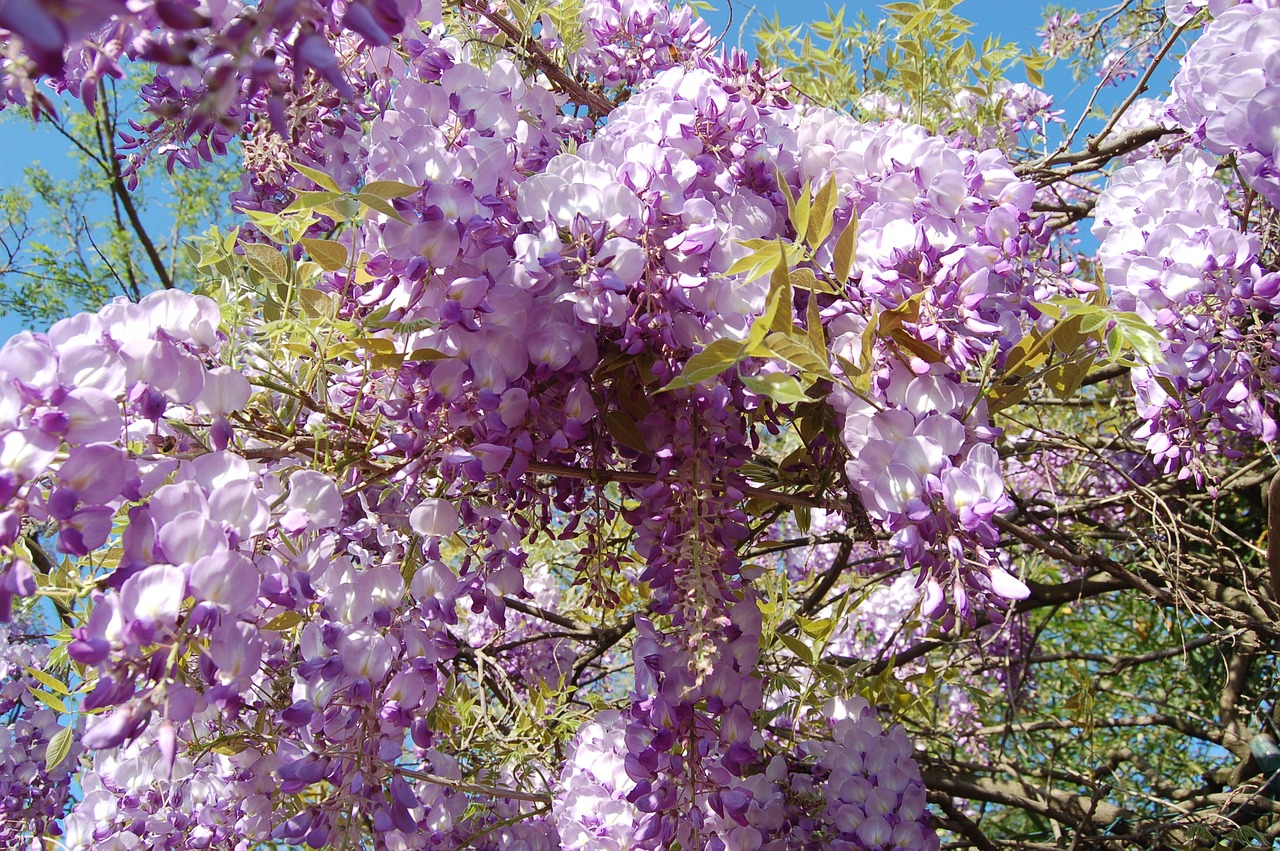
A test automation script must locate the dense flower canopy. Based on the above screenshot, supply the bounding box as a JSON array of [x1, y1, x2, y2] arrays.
[[2, 0, 1280, 848]]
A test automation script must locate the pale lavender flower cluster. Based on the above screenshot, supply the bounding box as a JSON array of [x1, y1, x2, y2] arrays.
[[1168, 0, 1280, 206], [0, 0, 435, 117], [794, 115, 1042, 621], [554, 696, 937, 851], [570, 0, 713, 87], [1093, 149, 1280, 472], [0, 290, 244, 617], [0, 626, 81, 845]]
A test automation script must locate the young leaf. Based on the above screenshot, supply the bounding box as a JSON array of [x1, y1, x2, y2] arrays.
[[741, 372, 812, 405], [300, 237, 349, 272], [241, 243, 290, 284], [28, 687, 68, 714], [807, 178, 838, 248], [806, 291, 825, 357], [291, 162, 342, 193], [832, 211, 858, 284], [762, 332, 833, 380], [284, 190, 344, 213], [769, 242, 794, 335], [25, 666, 69, 695], [789, 180, 813, 240], [356, 192, 408, 223], [659, 338, 748, 391], [359, 180, 422, 201], [45, 724, 74, 770]]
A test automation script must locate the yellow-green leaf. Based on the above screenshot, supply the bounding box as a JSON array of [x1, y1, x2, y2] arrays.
[[356, 192, 407, 223], [408, 348, 451, 361], [298, 288, 337, 319], [807, 178, 838, 248], [25, 666, 69, 695], [789, 267, 840, 295], [263, 611, 305, 631], [360, 180, 422, 201], [806, 290, 825, 357], [762, 332, 832, 380], [888, 328, 946, 364], [769, 242, 793, 335], [284, 190, 343, 213], [28, 687, 68, 714], [741, 372, 812, 405], [291, 162, 341, 192], [832, 212, 858, 284], [45, 724, 73, 770], [789, 180, 813, 241], [241, 242, 290, 283], [300, 238, 349, 272], [659, 338, 748, 391]]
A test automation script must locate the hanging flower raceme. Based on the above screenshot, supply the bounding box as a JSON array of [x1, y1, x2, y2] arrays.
[[1093, 148, 1280, 475], [1168, 0, 1280, 207]]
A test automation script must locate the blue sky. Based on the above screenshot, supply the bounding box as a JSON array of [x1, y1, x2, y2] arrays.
[[0, 0, 1153, 341]]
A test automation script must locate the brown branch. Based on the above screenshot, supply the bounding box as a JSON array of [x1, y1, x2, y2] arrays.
[[921, 763, 1132, 835], [1268, 468, 1280, 604], [458, 0, 615, 119], [523, 459, 832, 510]]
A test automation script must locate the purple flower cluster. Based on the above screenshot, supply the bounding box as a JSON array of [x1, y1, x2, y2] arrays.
[[570, 0, 713, 88], [793, 116, 1043, 621], [1093, 149, 1280, 473], [1168, 0, 1280, 206], [0, 0, 1106, 844], [0, 625, 81, 845], [554, 696, 938, 851]]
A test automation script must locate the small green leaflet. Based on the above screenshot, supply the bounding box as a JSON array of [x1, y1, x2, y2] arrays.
[[241, 242, 290, 284], [25, 666, 69, 695], [832, 211, 858, 284], [45, 724, 74, 771], [658, 338, 748, 392], [806, 178, 838, 248], [741, 372, 811, 405], [28, 686, 68, 714], [291, 161, 341, 192], [300, 238, 349, 272]]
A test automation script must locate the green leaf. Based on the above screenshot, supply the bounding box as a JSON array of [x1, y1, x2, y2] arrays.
[[25, 666, 69, 695], [407, 348, 451, 361], [241, 242, 290, 284], [788, 180, 813, 239], [659, 338, 748, 392], [356, 192, 407, 223], [28, 687, 68, 714], [605, 409, 651, 452], [284, 190, 343, 213], [776, 633, 814, 663], [807, 178, 838, 248], [360, 180, 422, 201], [291, 162, 342, 192], [768, 242, 793, 335], [762, 332, 833, 380], [832, 212, 858, 284], [45, 724, 73, 771], [263, 610, 305, 631], [741, 372, 812, 405], [300, 237, 349, 272]]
